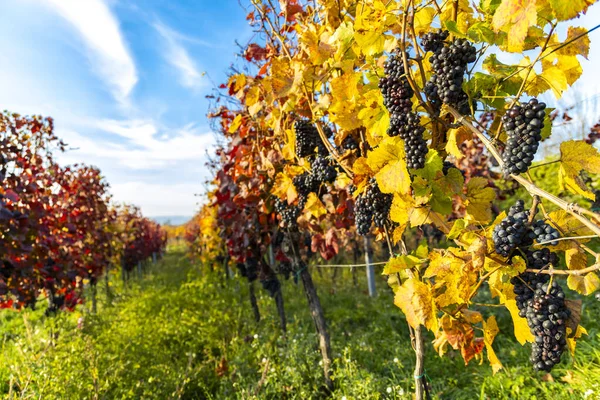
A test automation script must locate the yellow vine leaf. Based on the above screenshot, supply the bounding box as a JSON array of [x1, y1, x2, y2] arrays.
[[383, 255, 422, 274], [440, 0, 474, 35], [410, 206, 450, 233], [228, 114, 243, 133], [559, 140, 600, 199], [556, 55, 583, 86], [446, 127, 472, 159], [394, 278, 438, 331], [329, 21, 355, 61], [353, 0, 395, 57], [228, 73, 247, 96], [566, 325, 588, 354], [329, 72, 363, 131], [413, 7, 436, 35], [269, 57, 294, 98], [304, 193, 327, 219], [390, 193, 415, 225], [297, 23, 335, 66], [358, 89, 389, 142], [492, 0, 537, 53], [546, 210, 593, 241], [465, 177, 496, 223], [448, 219, 468, 240], [483, 316, 503, 374], [366, 136, 411, 195], [272, 172, 298, 204], [392, 223, 408, 244], [538, 66, 568, 99], [426, 249, 477, 308], [548, 0, 595, 21], [488, 271, 534, 344], [566, 246, 599, 295], [282, 128, 296, 161], [559, 27, 591, 59]]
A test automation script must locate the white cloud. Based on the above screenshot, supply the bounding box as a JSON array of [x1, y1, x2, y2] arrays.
[[43, 0, 137, 102], [110, 181, 203, 216], [154, 22, 205, 90], [58, 119, 216, 170]]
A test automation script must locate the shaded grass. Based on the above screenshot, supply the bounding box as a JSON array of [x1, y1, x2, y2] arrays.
[[0, 247, 599, 399]]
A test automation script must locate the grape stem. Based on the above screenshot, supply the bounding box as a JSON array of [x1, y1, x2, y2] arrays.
[[447, 105, 600, 239]]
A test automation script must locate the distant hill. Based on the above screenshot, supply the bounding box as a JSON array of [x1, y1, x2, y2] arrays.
[[151, 216, 191, 226]]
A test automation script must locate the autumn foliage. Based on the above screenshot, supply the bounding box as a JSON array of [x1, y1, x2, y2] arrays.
[[188, 0, 600, 396], [0, 112, 166, 312]]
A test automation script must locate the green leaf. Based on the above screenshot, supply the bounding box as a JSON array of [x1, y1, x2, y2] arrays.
[[467, 22, 496, 43]]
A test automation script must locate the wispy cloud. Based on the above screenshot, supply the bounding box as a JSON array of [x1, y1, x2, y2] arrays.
[[110, 181, 203, 216], [43, 0, 137, 103], [154, 22, 206, 90], [59, 119, 215, 170]]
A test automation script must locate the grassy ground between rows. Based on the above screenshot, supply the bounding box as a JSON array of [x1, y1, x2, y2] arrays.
[[1, 245, 600, 399]]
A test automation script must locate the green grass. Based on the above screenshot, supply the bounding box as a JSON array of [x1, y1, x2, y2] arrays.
[[1, 246, 600, 399]]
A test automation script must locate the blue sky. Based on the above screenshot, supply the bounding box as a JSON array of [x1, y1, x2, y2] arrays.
[[0, 1, 599, 218], [0, 0, 254, 217]]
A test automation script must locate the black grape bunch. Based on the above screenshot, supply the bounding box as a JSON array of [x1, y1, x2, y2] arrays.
[[354, 179, 392, 235], [494, 199, 568, 372], [424, 32, 477, 115], [492, 200, 560, 258], [311, 155, 337, 184], [294, 120, 328, 158], [492, 200, 531, 257], [275, 197, 305, 230], [379, 51, 428, 170], [501, 98, 546, 176], [512, 273, 570, 372]]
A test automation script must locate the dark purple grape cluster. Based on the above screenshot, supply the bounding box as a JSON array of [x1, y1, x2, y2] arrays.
[[379, 52, 428, 170], [275, 197, 305, 229], [492, 200, 530, 257], [512, 272, 549, 314], [293, 172, 320, 198], [501, 98, 546, 176], [354, 180, 392, 235], [388, 112, 428, 169], [421, 30, 449, 52], [427, 38, 476, 113], [355, 194, 373, 235], [512, 273, 569, 371], [526, 248, 558, 270], [342, 135, 359, 152], [311, 156, 337, 183], [379, 52, 414, 115], [294, 120, 326, 158], [529, 220, 560, 246]]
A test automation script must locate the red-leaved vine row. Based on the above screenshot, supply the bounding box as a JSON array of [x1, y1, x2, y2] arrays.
[[0, 111, 167, 313]]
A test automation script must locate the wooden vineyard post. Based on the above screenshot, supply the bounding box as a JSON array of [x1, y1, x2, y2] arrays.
[[364, 236, 376, 297]]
